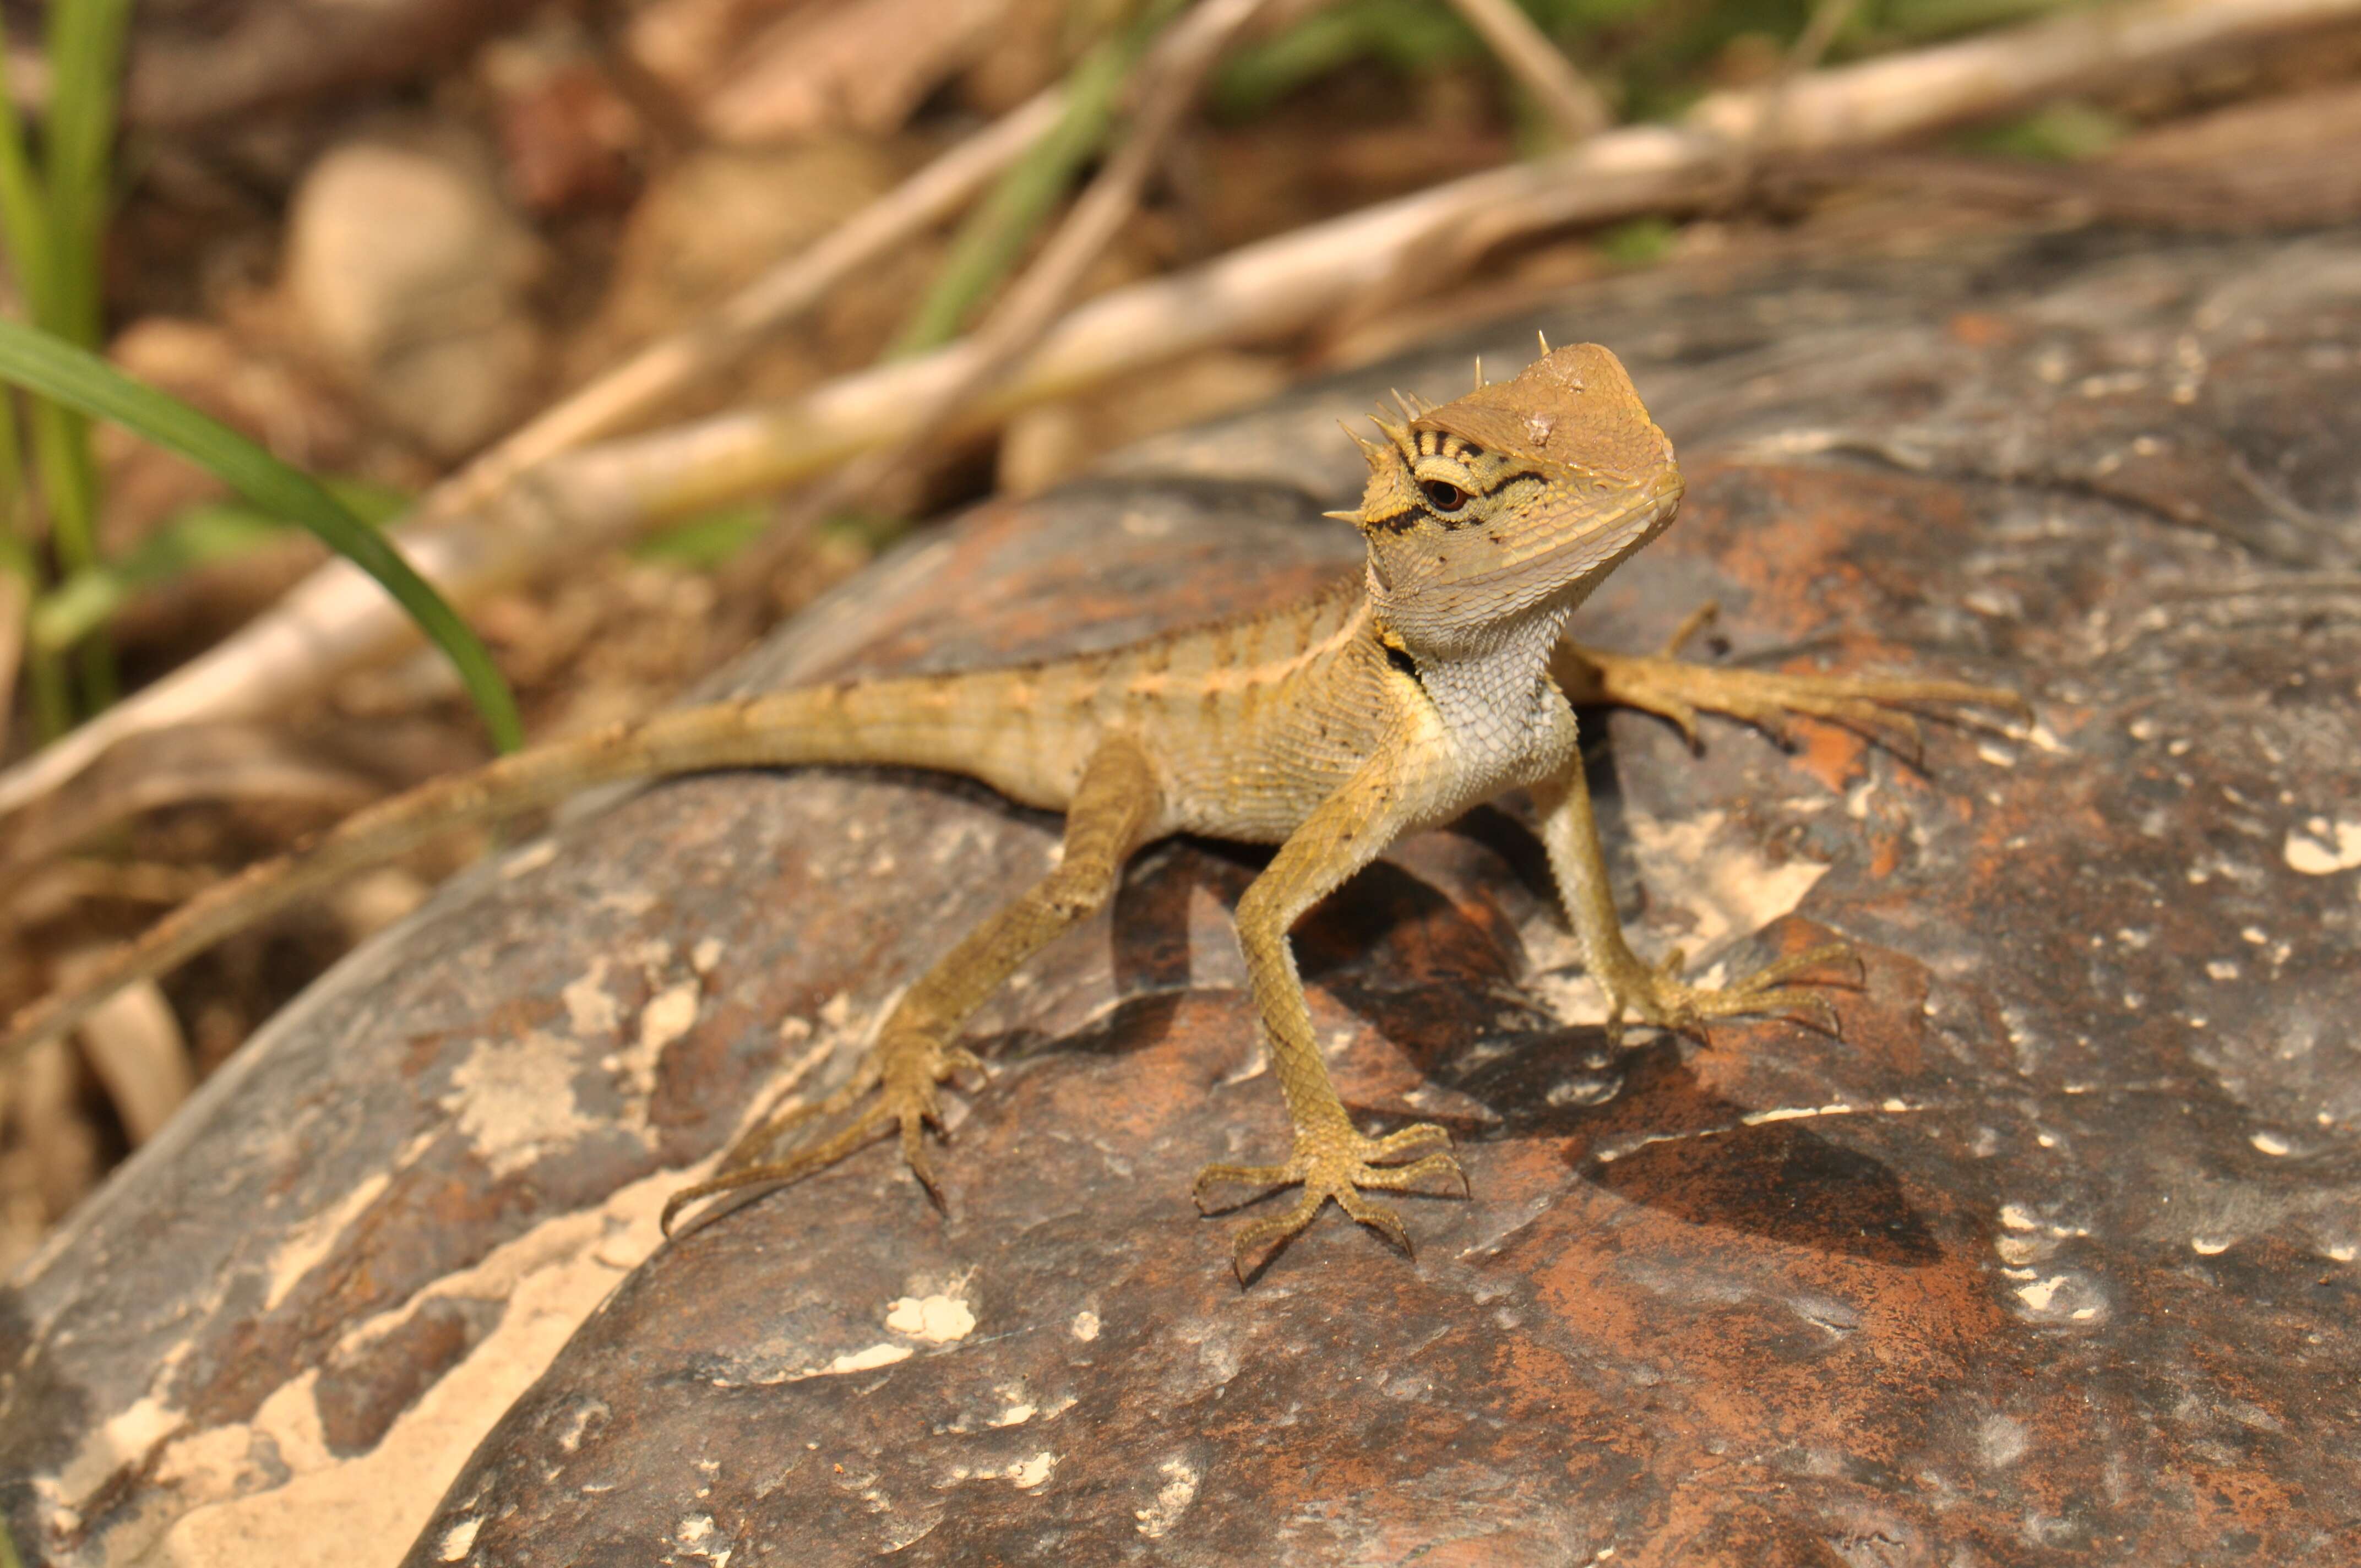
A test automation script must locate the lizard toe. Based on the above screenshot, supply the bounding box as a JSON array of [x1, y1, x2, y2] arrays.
[[1205, 1127, 1468, 1279], [1192, 1157, 1306, 1214], [1596, 939, 1854, 1043], [1228, 1191, 1326, 1281]]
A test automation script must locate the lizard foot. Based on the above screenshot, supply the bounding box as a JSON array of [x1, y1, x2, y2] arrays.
[[1593, 939, 1859, 1050], [1193, 1121, 1467, 1281], [660, 1031, 984, 1235], [1569, 604, 2030, 759]]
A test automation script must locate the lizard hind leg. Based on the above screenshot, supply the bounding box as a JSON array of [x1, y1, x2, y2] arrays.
[[661, 736, 1164, 1238]]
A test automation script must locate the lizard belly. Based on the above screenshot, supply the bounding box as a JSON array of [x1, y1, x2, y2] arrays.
[[1155, 713, 1380, 843], [1150, 665, 1575, 846]]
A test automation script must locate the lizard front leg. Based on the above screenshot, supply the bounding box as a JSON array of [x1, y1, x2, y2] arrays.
[[1553, 605, 2027, 757], [663, 735, 1162, 1233], [1193, 744, 1468, 1279], [1531, 752, 1849, 1047]]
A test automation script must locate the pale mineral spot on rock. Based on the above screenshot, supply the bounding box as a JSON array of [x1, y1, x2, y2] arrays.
[[2283, 817, 2361, 874], [638, 981, 703, 1053], [2011, 1271, 2107, 1324], [1977, 1413, 2030, 1470], [562, 956, 620, 1037], [1135, 1457, 1201, 1538], [825, 1343, 913, 1376], [1994, 1234, 2046, 1265], [438, 1514, 482, 1561], [674, 1510, 735, 1565], [1621, 807, 1829, 962], [885, 1292, 977, 1343], [445, 1032, 598, 1177]]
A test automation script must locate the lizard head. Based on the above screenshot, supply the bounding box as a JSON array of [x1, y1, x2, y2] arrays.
[[1334, 342, 1683, 661]]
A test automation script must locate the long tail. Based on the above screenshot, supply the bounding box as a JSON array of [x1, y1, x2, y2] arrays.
[[2, 669, 1069, 1064]]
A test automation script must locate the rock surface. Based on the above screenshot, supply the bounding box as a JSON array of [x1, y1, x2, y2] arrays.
[[5, 226, 2360, 1566]]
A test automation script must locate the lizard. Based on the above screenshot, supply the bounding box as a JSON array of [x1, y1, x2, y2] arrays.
[[0, 341, 2019, 1277]]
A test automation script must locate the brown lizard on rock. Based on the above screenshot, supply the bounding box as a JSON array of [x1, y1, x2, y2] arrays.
[[1, 342, 2016, 1276]]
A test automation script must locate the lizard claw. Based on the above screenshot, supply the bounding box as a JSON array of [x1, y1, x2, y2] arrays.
[[1597, 939, 1858, 1049], [662, 1029, 981, 1236], [1194, 1122, 1466, 1282]]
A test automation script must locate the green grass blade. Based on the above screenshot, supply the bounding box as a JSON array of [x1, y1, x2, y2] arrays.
[[30, 477, 409, 649], [888, 0, 1188, 357], [29, 389, 110, 706], [0, 17, 56, 327], [0, 1, 132, 714], [32, 502, 289, 650], [0, 383, 69, 737], [42, 0, 134, 349], [0, 318, 523, 752]]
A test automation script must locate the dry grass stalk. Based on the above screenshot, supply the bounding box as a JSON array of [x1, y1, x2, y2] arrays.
[[744, 0, 1288, 581], [1440, 0, 1612, 140], [67, 973, 192, 1146], [1, 0, 2354, 821], [427, 83, 1067, 525]]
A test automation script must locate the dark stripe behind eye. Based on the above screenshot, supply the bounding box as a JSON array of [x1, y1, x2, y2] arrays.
[[1475, 469, 1541, 498]]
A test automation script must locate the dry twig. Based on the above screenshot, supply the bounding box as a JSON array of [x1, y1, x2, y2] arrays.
[[1, 0, 2353, 820], [62, 968, 191, 1147], [1440, 0, 1612, 140], [428, 83, 1067, 525], [742, 0, 1285, 584]]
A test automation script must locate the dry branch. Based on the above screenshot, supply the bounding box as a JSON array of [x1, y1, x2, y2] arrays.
[[754, 0, 1285, 580], [1441, 0, 1612, 140], [427, 83, 1066, 525], [1, 0, 2353, 820]]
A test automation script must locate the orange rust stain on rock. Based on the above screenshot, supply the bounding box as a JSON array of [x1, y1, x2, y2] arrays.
[[1794, 717, 1872, 794], [2178, 1456, 2306, 1547], [1524, 1177, 1993, 1455], [1673, 465, 1980, 641], [1867, 829, 1902, 879]]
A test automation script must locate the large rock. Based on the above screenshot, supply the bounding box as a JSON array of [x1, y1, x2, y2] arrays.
[[4, 226, 2359, 1566]]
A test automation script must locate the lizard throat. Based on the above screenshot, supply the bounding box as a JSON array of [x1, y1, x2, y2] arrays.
[[1385, 601, 1577, 775]]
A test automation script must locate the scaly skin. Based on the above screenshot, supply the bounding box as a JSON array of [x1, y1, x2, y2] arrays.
[[0, 343, 2022, 1278]]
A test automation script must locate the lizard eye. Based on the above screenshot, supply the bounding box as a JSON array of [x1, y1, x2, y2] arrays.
[[1421, 480, 1467, 513]]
